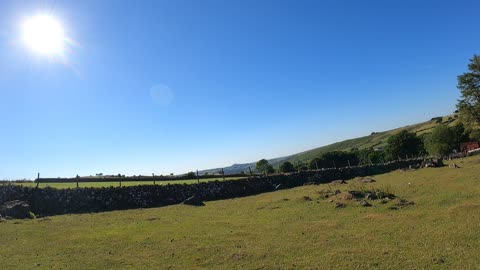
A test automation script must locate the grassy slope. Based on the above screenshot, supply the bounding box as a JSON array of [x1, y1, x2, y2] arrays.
[[11, 177, 246, 189], [1, 154, 479, 269], [284, 116, 458, 165], [201, 116, 458, 173]]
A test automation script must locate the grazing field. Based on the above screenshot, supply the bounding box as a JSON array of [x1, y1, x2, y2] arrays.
[[1, 156, 480, 269], [10, 177, 246, 189]]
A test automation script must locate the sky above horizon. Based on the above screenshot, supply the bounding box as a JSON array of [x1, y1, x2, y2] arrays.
[[0, 0, 478, 179]]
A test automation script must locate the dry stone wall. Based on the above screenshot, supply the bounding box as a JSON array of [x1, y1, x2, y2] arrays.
[[0, 159, 426, 217]]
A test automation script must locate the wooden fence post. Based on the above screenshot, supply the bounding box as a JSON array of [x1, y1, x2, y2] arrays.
[[119, 175, 122, 187], [153, 173, 156, 185], [315, 161, 319, 171], [248, 166, 253, 176], [76, 174, 79, 188], [196, 170, 200, 184], [221, 168, 225, 181], [36, 172, 40, 188]]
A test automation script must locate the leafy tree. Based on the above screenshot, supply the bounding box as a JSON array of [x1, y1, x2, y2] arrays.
[[279, 161, 295, 173], [425, 126, 456, 157], [295, 164, 309, 171], [457, 55, 480, 127], [308, 151, 359, 169], [386, 130, 424, 160], [469, 130, 480, 141], [353, 148, 386, 165], [267, 164, 275, 174], [450, 124, 470, 149], [321, 151, 359, 167], [309, 158, 323, 170], [186, 171, 196, 178], [256, 159, 272, 175]]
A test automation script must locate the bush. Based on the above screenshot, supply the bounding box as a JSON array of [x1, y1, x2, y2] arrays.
[[386, 130, 424, 160], [425, 126, 456, 157], [279, 162, 295, 173]]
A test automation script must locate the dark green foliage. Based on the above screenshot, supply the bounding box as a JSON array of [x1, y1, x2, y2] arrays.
[[186, 172, 196, 178], [386, 130, 424, 160], [431, 117, 443, 124], [308, 151, 359, 169], [457, 55, 480, 127], [352, 148, 386, 165], [256, 159, 273, 175], [279, 162, 295, 173], [425, 126, 456, 157], [450, 124, 470, 149], [469, 130, 480, 141], [295, 163, 309, 171]]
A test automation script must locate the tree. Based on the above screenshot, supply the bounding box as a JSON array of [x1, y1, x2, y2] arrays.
[[309, 158, 323, 170], [450, 124, 470, 149], [279, 161, 295, 173], [469, 130, 480, 141], [186, 171, 196, 178], [256, 159, 272, 175], [295, 164, 309, 172], [425, 126, 456, 157], [457, 55, 480, 127], [309, 151, 360, 169], [386, 130, 424, 160], [353, 148, 386, 165], [267, 164, 275, 174]]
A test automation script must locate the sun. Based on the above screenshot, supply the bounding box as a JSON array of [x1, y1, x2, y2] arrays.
[[21, 14, 66, 56]]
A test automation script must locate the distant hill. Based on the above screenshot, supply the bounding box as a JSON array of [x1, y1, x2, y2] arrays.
[[199, 115, 458, 175]]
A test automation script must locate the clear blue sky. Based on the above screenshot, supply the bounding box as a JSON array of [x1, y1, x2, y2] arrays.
[[0, 0, 478, 179]]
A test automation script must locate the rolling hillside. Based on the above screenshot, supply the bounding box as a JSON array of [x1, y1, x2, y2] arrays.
[[200, 115, 458, 174]]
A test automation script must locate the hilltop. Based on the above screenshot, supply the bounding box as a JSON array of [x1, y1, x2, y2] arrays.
[[200, 115, 458, 174]]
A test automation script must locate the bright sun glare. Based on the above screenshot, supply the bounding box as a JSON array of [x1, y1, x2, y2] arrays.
[[21, 14, 66, 56]]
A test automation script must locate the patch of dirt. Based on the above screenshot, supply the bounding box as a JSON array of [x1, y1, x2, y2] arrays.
[[335, 202, 346, 209], [393, 198, 415, 207], [302, 196, 312, 201], [448, 203, 480, 216], [361, 213, 387, 220], [331, 180, 347, 185], [231, 253, 247, 260], [337, 193, 354, 201], [356, 177, 376, 183]]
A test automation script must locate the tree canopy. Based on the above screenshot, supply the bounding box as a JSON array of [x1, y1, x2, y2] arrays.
[[425, 126, 456, 157], [386, 130, 424, 160], [308, 151, 359, 170], [457, 55, 480, 127], [256, 159, 274, 175], [352, 147, 386, 165], [279, 161, 295, 173]]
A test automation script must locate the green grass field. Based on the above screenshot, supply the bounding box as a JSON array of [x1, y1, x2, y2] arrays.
[[1, 155, 479, 269], [10, 177, 246, 189]]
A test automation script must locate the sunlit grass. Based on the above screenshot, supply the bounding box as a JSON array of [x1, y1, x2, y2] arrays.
[[1, 156, 479, 269], [9, 177, 246, 189]]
